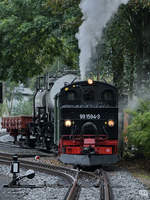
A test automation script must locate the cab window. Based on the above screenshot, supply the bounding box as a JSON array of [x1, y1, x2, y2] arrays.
[[102, 90, 115, 105], [66, 91, 76, 101], [83, 90, 94, 101]]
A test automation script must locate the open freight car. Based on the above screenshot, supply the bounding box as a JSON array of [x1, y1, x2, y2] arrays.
[[1, 116, 32, 143]]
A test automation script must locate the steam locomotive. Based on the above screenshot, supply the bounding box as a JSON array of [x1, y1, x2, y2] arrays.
[[2, 72, 122, 166]]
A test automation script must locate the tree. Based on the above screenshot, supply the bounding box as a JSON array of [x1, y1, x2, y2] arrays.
[[125, 0, 150, 94], [1, 81, 23, 116], [0, 0, 81, 82], [99, 0, 150, 97], [98, 5, 135, 94], [12, 98, 33, 116]]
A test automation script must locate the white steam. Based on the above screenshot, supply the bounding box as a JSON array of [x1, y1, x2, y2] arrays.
[[76, 0, 129, 80]]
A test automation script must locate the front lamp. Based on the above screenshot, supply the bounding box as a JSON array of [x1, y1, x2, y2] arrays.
[[88, 79, 93, 85], [64, 120, 72, 127], [65, 87, 69, 91], [108, 120, 115, 127]]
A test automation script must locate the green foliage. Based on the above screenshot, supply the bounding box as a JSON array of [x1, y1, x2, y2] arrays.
[[0, 0, 81, 82], [100, 0, 150, 96], [0, 79, 35, 116], [12, 99, 33, 116], [1, 81, 23, 116], [2, 0, 150, 100], [0, 102, 8, 117], [127, 100, 150, 158], [0, 105, 2, 116]]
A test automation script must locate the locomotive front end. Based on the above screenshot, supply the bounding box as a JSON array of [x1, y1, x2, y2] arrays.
[[56, 80, 119, 166]]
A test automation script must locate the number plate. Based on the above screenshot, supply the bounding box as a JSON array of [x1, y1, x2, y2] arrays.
[[80, 114, 101, 120]]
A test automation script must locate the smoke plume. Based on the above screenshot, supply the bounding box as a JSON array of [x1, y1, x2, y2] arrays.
[[76, 0, 129, 80]]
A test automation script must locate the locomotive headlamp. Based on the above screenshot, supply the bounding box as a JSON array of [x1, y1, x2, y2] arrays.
[[64, 120, 72, 127], [65, 87, 69, 91], [108, 120, 115, 127], [88, 79, 93, 85]]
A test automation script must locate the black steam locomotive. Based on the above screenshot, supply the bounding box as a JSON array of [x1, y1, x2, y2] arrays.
[[2, 72, 122, 166], [56, 78, 119, 166]]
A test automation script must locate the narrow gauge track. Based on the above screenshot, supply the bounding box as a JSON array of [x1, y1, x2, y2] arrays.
[[0, 140, 46, 151], [0, 152, 111, 200], [99, 169, 111, 200], [0, 141, 23, 149], [78, 170, 111, 200], [0, 141, 53, 158], [0, 152, 80, 200]]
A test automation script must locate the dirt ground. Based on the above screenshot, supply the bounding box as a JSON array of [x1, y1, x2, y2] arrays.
[[117, 159, 150, 189]]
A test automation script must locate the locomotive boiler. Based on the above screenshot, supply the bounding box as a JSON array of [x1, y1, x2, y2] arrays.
[[1, 72, 78, 150], [30, 73, 79, 149]]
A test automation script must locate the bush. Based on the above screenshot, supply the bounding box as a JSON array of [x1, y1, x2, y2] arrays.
[[126, 100, 150, 159]]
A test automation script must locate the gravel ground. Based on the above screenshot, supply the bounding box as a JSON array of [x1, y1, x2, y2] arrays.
[[78, 173, 100, 200], [79, 187, 100, 200], [1, 132, 150, 199], [0, 165, 68, 200], [108, 169, 150, 200], [0, 133, 14, 142], [1, 164, 150, 200], [0, 174, 18, 200]]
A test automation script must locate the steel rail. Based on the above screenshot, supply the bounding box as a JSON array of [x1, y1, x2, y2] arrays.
[[0, 153, 80, 199], [0, 152, 112, 200], [100, 169, 111, 200], [64, 170, 80, 200], [0, 152, 78, 177], [0, 154, 75, 184]]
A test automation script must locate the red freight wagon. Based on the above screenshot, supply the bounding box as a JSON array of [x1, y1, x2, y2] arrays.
[[1, 116, 32, 137]]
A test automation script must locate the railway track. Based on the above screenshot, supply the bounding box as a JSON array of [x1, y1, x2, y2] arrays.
[[0, 152, 80, 199], [0, 141, 53, 158], [99, 169, 111, 200], [0, 152, 111, 200], [0, 141, 24, 150]]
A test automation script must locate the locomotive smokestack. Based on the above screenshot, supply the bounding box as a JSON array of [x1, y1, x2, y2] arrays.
[[76, 0, 129, 80]]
